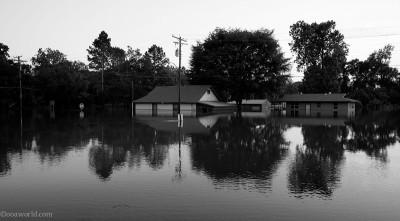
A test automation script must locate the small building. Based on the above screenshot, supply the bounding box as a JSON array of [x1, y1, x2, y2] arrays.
[[274, 93, 359, 118], [228, 99, 271, 112], [134, 85, 235, 117]]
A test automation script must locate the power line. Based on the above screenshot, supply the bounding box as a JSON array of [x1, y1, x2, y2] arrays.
[[346, 33, 400, 39]]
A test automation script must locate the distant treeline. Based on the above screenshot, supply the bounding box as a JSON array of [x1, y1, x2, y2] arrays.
[[1, 20, 399, 110], [0, 31, 180, 110]]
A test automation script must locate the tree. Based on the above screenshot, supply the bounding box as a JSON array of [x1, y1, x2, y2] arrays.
[[0, 43, 9, 63], [289, 20, 348, 93], [109, 46, 126, 72], [0, 43, 18, 108], [31, 48, 67, 71], [346, 45, 400, 106], [189, 28, 290, 109], [32, 48, 89, 107], [144, 45, 170, 86], [87, 31, 112, 70]]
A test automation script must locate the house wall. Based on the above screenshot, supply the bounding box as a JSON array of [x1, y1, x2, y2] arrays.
[[156, 104, 173, 117], [286, 102, 352, 117], [135, 103, 196, 117], [348, 102, 356, 117], [199, 90, 218, 102], [180, 104, 197, 116], [135, 103, 152, 116]]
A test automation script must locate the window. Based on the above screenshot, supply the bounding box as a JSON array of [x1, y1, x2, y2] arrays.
[[290, 102, 299, 109], [333, 111, 338, 118], [317, 103, 321, 108], [251, 105, 261, 112], [334, 102, 338, 109], [207, 89, 211, 94]]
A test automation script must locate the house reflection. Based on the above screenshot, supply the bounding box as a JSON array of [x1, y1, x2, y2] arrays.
[[134, 114, 221, 134]]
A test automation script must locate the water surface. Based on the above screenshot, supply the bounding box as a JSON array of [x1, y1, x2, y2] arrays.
[[0, 111, 399, 220]]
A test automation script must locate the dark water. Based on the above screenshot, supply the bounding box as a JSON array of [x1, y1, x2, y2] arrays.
[[0, 111, 399, 220]]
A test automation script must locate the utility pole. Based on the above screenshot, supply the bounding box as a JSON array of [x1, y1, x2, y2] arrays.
[[101, 53, 104, 92], [14, 56, 26, 148], [131, 80, 135, 117], [172, 35, 187, 121], [14, 56, 26, 119]]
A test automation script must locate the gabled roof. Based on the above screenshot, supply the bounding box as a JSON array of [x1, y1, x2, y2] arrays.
[[134, 85, 214, 103], [275, 93, 359, 103]]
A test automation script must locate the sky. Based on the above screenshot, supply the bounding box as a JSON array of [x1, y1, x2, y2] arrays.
[[1, 0, 400, 81]]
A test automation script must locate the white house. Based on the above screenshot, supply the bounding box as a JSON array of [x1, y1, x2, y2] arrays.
[[134, 85, 235, 116]]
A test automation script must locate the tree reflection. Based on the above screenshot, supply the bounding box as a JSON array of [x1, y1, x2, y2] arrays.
[[288, 111, 400, 198], [345, 111, 400, 162], [191, 117, 290, 192], [87, 119, 176, 180], [0, 147, 10, 176], [288, 125, 347, 198], [0, 113, 178, 181]]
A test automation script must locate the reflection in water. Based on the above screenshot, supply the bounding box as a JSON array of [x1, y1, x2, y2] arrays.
[[0, 147, 10, 176], [0, 110, 399, 193], [288, 125, 347, 198], [191, 116, 290, 192], [87, 118, 176, 180], [345, 111, 400, 162]]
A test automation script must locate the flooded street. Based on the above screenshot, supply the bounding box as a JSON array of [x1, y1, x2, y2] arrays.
[[1, 111, 399, 220]]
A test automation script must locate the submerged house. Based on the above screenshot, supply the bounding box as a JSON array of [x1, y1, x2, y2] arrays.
[[228, 99, 271, 112], [274, 93, 359, 118], [134, 85, 235, 116]]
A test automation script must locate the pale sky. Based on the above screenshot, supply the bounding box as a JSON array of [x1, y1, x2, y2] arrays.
[[1, 0, 399, 80]]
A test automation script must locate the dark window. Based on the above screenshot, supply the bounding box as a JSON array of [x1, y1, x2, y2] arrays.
[[333, 111, 338, 118], [317, 103, 321, 108], [152, 103, 157, 116], [207, 89, 211, 94], [334, 103, 338, 109]]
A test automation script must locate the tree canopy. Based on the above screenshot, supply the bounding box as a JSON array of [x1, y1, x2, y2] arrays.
[[289, 20, 348, 93], [87, 31, 112, 71], [346, 45, 400, 106], [189, 28, 290, 105]]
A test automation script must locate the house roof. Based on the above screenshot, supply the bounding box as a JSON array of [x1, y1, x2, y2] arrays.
[[228, 99, 270, 105], [198, 101, 235, 107], [274, 93, 359, 103], [134, 85, 214, 103]]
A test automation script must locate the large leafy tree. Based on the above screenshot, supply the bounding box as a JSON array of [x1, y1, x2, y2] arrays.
[[289, 20, 348, 93], [0, 43, 17, 108], [32, 48, 89, 107], [189, 28, 290, 107], [346, 45, 400, 106]]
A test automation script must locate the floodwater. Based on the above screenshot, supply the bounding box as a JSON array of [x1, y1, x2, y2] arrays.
[[0, 110, 399, 220]]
